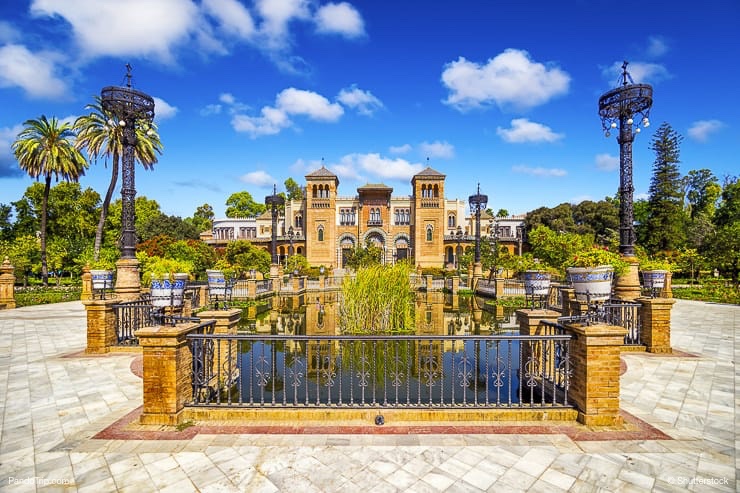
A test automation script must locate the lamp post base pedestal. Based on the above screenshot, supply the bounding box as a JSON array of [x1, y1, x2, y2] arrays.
[[613, 256, 641, 301], [115, 258, 142, 302]]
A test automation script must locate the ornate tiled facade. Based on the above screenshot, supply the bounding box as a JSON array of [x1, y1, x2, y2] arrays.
[[204, 166, 525, 269]]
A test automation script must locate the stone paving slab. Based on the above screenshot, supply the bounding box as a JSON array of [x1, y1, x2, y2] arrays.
[[0, 299, 737, 492]]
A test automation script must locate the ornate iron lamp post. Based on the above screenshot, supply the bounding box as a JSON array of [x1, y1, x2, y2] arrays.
[[468, 183, 488, 286], [598, 61, 653, 299], [265, 184, 284, 266], [455, 225, 463, 276], [101, 64, 155, 300]]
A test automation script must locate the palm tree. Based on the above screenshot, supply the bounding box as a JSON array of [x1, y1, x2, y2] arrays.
[[12, 115, 88, 286], [74, 96, 162, 261]]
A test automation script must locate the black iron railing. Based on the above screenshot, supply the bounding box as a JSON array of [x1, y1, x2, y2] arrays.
[[113, 300, 157, 345], [558, 300, 642, 345], [186, 333, 572, 409]]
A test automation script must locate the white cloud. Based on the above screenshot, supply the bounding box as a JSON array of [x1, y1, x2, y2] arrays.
[[389, 144, 412, 155], [231, 87, 344, 138], [336, 86, 383, 116], [30, 0, 200, 63], [276, 88, 343, 121], [419, 141, 455, 159], [602, 60, 670, 85], [646, 35, 669, 58], [511, 165, 567, 177], [687, 119, 724, 142], [441, 49, 570, 111], [153, 97, 178, 120], [202, 0, 255, 39], [336, 153, 424, 181], [496, 118, 563, 143], [595, 153, 619, 171], [200, 104, 222, 116], [0, 44, 68, 98], [255, 0, 311, 51], [240, 170, 274, 186], [315, 2, 365, 38], [0, 124, 24, 177]]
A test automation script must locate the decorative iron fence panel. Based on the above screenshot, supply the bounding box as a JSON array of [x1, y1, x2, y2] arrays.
[[558, 300, 642, 345], [186, 333, 572, 409], [113, 300, 157, 345]]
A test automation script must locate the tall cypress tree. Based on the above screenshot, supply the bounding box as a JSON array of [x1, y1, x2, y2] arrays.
[[644, 122, 687, 254]]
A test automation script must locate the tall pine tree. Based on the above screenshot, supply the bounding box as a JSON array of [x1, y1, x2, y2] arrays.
[[644, 122, 687, 254]]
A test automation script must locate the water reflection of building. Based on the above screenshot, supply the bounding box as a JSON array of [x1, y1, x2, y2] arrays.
[[203, 166, 526, 269]]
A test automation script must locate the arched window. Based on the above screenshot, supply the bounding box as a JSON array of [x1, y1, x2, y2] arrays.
[[433, 184, 439, 198], [294, 214, 302, 228], [312, 184, 317, 198], [448, 214, 456, 227], [426, 225, 433, 242], [317, 226, 324, 242]]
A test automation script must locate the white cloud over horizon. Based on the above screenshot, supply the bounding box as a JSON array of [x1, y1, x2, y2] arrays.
[[336, 86, 383, 116], [496, 118, 563, 143], [595, 153, 619, 171], [419, 140, 455, 159], [153, 97, 178, 121], [315, 2, 365, 38], [687, 119, 724, 142], [441, 49, 570, 111], [602, 60, 670, 85], [239, 169, 275, 186], [389, 144, 412, 155], [334, 153, 424, 182], [511, 164, 567, 177], [0, 44, 68, 98]]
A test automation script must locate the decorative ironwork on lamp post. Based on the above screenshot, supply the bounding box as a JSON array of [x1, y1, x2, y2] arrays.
[[598, 61, 653, 257], [101, 64, 155, 260], [265, 184, 284, 265], [468, 183, 488, 264]]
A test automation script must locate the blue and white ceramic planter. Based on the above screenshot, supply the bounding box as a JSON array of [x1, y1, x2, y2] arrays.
[[90, 269, 113, 291], [150, 273, 188, 307], [522, 270, 551, 296], [566, 265, 614, 302], [641, 270, 667, 290]]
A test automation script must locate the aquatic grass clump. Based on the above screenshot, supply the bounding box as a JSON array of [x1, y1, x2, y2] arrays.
[[339, 262, 415, 335]]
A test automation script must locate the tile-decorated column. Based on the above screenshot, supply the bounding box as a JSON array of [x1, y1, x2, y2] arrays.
[[638, 296, 675, 354]]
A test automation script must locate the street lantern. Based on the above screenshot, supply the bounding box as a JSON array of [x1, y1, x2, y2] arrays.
[[265, 184, 285, 265], [287, 226, 295, 256], [455, 225, 464, 275], [101, 64, 155, 261], [468, 183, 488, 264], [598, 61, 653, 257]]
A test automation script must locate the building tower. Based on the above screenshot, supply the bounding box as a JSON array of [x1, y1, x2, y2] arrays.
[[411, 167, 446, 268], [305, 166, 339, 267]]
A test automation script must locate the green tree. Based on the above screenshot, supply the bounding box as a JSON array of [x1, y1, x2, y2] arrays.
[[527, 225, 592, 273], [185, 203, 214, 234], [74, 97, 162, 261], [0, 204, 12, 242], [12, 115, 88, 285], [572, 198, 620, 244], [714, 177, 740, 228], [0, 235, 40, 286], [165, 239, 217, 278], [137, 213, 199, 243], [706, 222, 740, 286], [225, 191, 266, 218], [284, 177, 304, 201], [685, 169, 721, 219], [344, 241, 384, 270], [643, 122, 686, 254], [495, 208, 509, 218], [222, 239, 271, 277]]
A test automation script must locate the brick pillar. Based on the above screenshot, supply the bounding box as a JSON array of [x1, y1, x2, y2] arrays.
[[319, 275, 326, 290], [80, 264, 92, 301], [495, 277, 505, 298], [82, 298, 118, 354], [0, 256, 16, 309], [198, 309, 240, 379], [660, 271, 673, 298], [136, 321, 206, 425], [425, 275, 433, 291], [451, 276, 459, 294], [247, 279, 257, 298], [638, 297, 675, 354], [564, 322, 627, 426]]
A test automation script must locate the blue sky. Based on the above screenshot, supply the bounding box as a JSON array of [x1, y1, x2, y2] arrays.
[[1, 0, 738, 219]]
